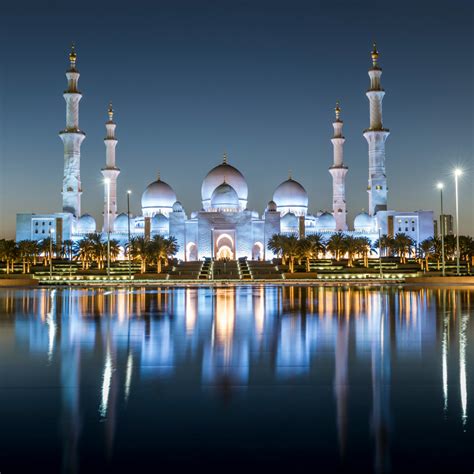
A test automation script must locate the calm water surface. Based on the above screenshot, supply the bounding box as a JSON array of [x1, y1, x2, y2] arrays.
[[0, 285, 472, 473]]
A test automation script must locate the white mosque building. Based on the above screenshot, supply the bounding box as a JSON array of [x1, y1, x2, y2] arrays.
[[16, 44, 434, 261]]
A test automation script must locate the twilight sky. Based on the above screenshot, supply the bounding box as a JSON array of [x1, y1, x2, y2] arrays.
[[0, 0, 472, 238]]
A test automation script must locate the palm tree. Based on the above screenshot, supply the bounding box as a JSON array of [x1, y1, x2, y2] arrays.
[[128, 236, 150, 273], [38, 237, 53, 266], [149, 235, 179, 273], [0, 240, 17, 274], [392, 233, 414, 264], [17, 240, 38, 273], [354, 236, 373, 267], [297, 238, 313, 272], [61, 239, 74, 261], [281, 235, 300, 273], [267, 234, 286, 262], [73, 237, 95, 269], [326, 232, 346, 261], [459, 235, 474, 273], [375, 234, 394, 258], [344, 236, 359, 267], [306, 233, 326, 259], [419, 238, 434, 271]]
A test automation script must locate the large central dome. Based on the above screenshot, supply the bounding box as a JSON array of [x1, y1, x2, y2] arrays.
[[201, 155, 248, 210], [141, 176, 177, 217]]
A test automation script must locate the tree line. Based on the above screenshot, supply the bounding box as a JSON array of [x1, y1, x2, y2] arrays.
[[0, 233, 178, 275]]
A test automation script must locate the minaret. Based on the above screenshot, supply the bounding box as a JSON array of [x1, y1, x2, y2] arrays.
[[363, 43, 390, 216], [59, 44, 85, 217], [101, 103, 120, 233], [329, 102, 348, 230]]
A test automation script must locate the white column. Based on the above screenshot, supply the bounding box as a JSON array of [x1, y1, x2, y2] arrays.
[[363, 43, 390, 216], [101, 104, 120, 233], [60, 44, 85, 217], [329, 103, 348, 231]]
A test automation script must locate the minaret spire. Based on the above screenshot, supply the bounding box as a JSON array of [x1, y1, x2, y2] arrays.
[[59, 43, 85, 217], [101, 103, 120, 233], [329, 102, 348, 230], [363, 42, 390, 215]]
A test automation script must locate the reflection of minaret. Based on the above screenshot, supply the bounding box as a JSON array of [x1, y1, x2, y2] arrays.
[[60, 291, 81, 474], [334, 320, 349, 457], [60, 44, 85, 217], [329, 102, 348, 230], [101, 103, 120, 232], [458, 293, 468, 427], [371, 297, 391, 473], [363, 43, 390, 216]]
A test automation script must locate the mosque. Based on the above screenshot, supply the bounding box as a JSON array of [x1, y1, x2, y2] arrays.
[[16, 44, 434, 260]]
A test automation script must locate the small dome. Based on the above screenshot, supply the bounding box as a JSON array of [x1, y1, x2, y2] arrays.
[[114, 213, 130, 232], [280, 212, 298, 229], [267, 200, 277, 212], [272, 178, 308, 216], [77, 214, 96, 233], [210, 182, 240, 211], [151, 213, 169, 232], [354, 212, 374, 230], [141, 177, 177, 217], [172, 201, 184, 212], [201, 158, 248, 210], [317, 212, 336, 230]]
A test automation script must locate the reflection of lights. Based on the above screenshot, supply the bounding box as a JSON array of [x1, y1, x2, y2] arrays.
[[99, 346, 113, 418], [185, 289, 197, 334], [46, 289, 57, 363], [254, 287, 265, 338], [124, 352, 133, 402], [460, 312, 468, 427], [442, 314, 448, 413]]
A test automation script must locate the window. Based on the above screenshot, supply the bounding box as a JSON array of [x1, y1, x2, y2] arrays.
[[398, 227, 401, 231], [405, 227, 408, 232], [42, 230, 45, 234], [35, 222, 38, 226], [412, 227, 415, 232]]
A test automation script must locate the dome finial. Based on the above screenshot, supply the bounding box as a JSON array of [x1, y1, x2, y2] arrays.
[[107, 102, 114, 121], [69, 42, 77, 67], [335, 101, 341, 120], [222, 152, 228, 164], [288, 169, 292, 180], [157, 170, 161, 181], [371, 41, 379, 67]]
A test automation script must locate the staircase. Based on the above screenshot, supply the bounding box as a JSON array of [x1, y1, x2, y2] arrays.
[[198, 258, 213, 280], [169, 261, 204, 280], [247, 260, 283, 279], [238, 258, 252, 280]]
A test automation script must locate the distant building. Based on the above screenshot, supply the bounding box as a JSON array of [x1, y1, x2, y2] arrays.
[[439, 214, 454, 236], [16, 44, 434, 258]]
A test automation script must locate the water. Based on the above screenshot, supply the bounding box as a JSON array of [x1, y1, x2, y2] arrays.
[[0, 285, 472, 473]]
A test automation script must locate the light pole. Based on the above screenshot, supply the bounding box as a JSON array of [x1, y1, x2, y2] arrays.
[[378, 227, 383, 279], [105, 178, 111, 278], [437, 182, 446, 277], [49, 228, 55, 280], [127, 190, 132, 280], [454, 169, 462, 275]]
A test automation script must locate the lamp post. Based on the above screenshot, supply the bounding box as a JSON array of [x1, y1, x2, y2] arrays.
[[378, 226, 383, 279], [49, 228, 55, 280], [105, 178, 111, 278], [127, 190, 132, 280], [437, 182, 446, 277], [454, 169, 462, 275]]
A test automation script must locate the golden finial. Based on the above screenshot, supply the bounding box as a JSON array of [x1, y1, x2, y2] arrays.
[[335, 101, 341, 120], [69, 42, 77, 65], [157, 170, 161, 181], [288, 169, 292, 180], [371, 42, 379, 67], [222, 152, 228, 164], [107, 102, 114, 121]]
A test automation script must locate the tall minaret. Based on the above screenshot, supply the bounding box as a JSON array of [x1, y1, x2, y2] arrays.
[[363, 43, 390, 216], [329, 102, 348, 230], [101, 103, 120, 233], [59, 44, 85, 217]]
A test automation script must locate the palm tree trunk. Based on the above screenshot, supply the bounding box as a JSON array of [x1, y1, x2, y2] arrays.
[[157, 258, 162, 274]]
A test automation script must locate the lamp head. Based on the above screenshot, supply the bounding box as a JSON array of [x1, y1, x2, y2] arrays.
[[437, 182, 444, 190], [454, 168, 463, 177], [127, 190, 132, 195]]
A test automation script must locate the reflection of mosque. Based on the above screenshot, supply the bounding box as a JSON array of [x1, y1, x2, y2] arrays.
[[1, 286, 470, 472]]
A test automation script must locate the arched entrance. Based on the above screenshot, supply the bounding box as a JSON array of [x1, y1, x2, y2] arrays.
[[252, 242, 264, 260], [214, 232, 235, 260], [186, 242, 198, 261]]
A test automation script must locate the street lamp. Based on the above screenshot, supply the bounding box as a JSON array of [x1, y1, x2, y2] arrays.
[[378, 227, 383, 279], [437, 182, 446, 277], [104, 178, 111, 278], [127, 190, 132, 280], [49, 228, 55, 280], [454, 168, 462, 275]]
